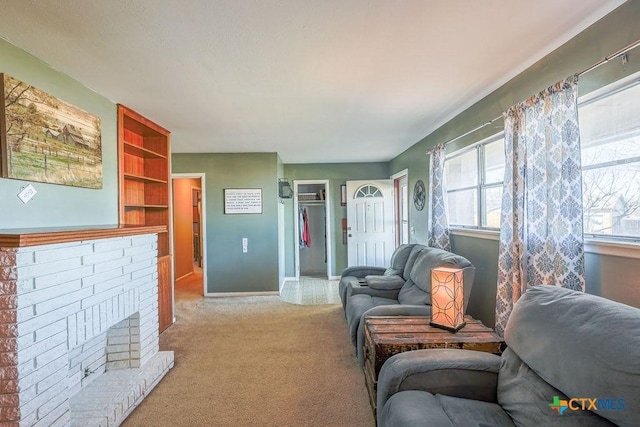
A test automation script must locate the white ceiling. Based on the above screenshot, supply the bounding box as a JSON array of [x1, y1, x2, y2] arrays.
[[0, 0, 625, 163]]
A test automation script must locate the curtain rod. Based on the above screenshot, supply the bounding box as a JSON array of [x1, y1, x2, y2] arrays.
[[434, 38, 640, 150]]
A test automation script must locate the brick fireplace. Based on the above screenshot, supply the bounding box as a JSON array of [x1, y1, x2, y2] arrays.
[[0, 227, 174, 426]]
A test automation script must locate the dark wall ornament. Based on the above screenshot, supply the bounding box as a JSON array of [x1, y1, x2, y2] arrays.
[[413, 179, 426, 211]]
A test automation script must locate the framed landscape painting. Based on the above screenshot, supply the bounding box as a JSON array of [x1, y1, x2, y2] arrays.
[[0, 73, 102, 189]]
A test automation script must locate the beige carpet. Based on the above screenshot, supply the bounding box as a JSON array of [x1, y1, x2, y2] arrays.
[[122, 277, 374, 427]]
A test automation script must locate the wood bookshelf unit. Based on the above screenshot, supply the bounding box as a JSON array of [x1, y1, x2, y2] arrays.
[[117, 104, 173, 332]]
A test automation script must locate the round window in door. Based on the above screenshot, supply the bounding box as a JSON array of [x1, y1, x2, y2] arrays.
[[355, 185, 383, 198]]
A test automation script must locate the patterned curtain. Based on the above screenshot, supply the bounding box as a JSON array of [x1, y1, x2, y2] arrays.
[[428, 143, 451, 251], [495, 75, 584, 336]]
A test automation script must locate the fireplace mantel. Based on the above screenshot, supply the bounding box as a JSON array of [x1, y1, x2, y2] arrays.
[[0, 224, 167, 248]]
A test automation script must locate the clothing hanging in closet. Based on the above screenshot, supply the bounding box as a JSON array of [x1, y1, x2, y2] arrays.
[[302, 207, 311, 247]]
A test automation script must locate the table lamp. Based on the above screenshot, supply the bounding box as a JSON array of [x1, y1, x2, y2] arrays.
[[430, 266, 466, 332]]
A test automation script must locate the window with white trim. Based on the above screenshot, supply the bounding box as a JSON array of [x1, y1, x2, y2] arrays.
[[445, 134, 505, 229], [579, 72, 640, 240]]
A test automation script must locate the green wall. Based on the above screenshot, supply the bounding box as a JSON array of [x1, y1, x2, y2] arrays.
[[172, 153, 280, 294], [0, 38, 118, 228], [389, 0, 640, 327], [283, 162, 389, 277]]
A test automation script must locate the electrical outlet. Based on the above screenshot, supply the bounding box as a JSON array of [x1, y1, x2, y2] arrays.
[[17, 184, 37, 204]]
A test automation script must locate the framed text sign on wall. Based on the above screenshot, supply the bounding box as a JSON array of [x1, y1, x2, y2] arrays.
[[224, 188, 263, 214]]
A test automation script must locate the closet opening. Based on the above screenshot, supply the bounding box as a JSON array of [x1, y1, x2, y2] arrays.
[[293, 180, 333, 279]]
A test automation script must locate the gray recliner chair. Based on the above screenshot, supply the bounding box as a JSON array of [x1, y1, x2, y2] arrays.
[[376, 285, 640, 427]]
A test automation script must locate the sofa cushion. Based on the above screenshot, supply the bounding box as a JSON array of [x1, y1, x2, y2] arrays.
[[498, 347, 614, 426], [379, 391, 515, 427], [397, 280, 429, 305], [366, 275, 405, 290], [505, 286, 640, 427], [401, 245, 428, 281], [384, 244, 416, 276]]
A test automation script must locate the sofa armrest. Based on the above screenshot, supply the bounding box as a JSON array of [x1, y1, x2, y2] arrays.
[[340, 266, 386, 279], [356, 305, 433, 366], [376, 349, 501, 419], [365, 275, 405, 290], [348, 283, 402, 299]]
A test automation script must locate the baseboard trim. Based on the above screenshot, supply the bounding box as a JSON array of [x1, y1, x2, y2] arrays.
[[204, 291, 280, 298]]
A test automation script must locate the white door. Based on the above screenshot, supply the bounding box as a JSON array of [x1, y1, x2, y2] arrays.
[[346, 180, 395, 267]]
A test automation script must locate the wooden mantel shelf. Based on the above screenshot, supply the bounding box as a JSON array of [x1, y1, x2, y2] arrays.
[[0, 224, 167, 248]]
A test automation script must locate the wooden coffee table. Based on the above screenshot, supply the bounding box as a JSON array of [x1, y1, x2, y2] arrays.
[[363, 315, 505, 414]]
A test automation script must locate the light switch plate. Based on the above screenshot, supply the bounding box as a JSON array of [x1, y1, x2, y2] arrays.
[[17, 184, 37, 204]]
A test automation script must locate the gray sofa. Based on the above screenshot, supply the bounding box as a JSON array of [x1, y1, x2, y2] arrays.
[[339, 244, 476, 366], [376, 285, 640, 427]]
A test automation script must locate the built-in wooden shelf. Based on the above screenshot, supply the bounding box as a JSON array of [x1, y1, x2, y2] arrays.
[[0, 225, 167, 248], [123, 173, 167, 184], [118, 104, 173, 333], [123, 141, 166, 159], [125, 204, 169, 209]]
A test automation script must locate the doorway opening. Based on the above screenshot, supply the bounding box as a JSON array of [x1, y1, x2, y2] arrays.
[[171, 174, 207, 306], [293, 180, 333, 279], [392, 169, 409, 246]]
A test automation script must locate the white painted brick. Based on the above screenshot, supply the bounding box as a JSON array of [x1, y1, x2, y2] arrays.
[[35, 286, 93, 316], [35, 243, 93, 263], [106, 344, 130, 354], [17, 257, 83, 281], [35, 342, 68, 368], [18, 358, 36, 378], [16, 249, 35, 265], [17, 332, 36, 352], [122, 257, 155, 275], [19, 279, 82, 307], [107, 335, 130, 345], [20, 384, 37, 406], [130, 264, 157, 280], [13, 233, 164, 424], [93, 256, 131, 275], [82, 248, 126, 266], [94, 274, 129, 295], [131, 234, 157, 246], [123, 244, 154, 257], [76, 311, 86, 345], [107, 352, 130, 362], [81, 284, 125, 310], [84, 307, 94, 342], [33, 320, 68, 344], [20, 332, 67, 369], [18, 278, 35, 293], [19, 314, 68, 343], [107, 327, 130, 338], [34, 392, 68, 426], [93, 237, 132, 252], [35, 266, 94, 290], [18, 305, 36, 323], [19, 354, 66, 392], [36, 363, 68, 394], [40, 408, 71, 427], [106, 360, 131, 370], [82, 266, 129, 288], [67, 314, 78, 349], [130, 251, 157, 264]]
